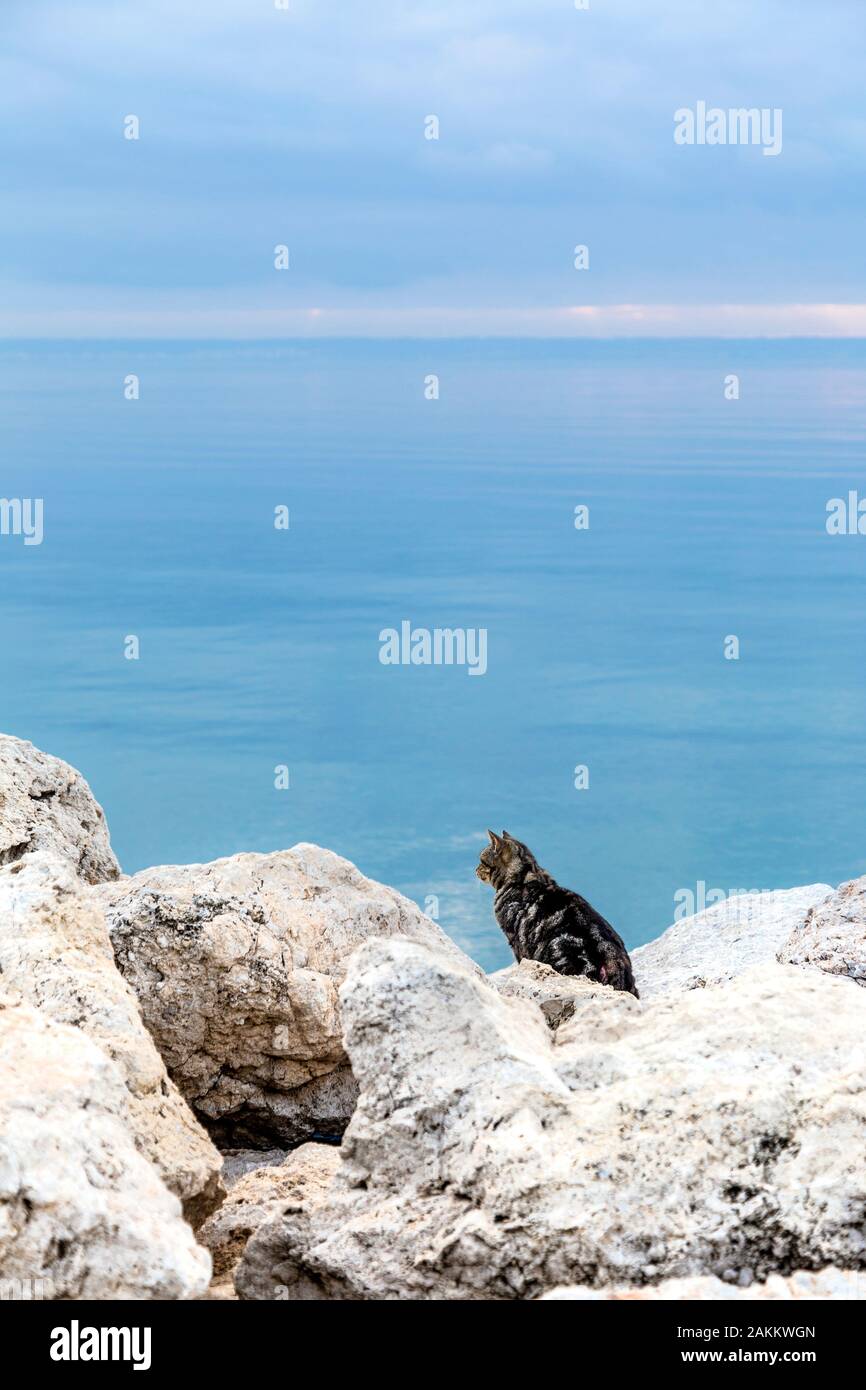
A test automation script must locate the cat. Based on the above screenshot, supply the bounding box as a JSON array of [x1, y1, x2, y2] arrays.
[[476, 830, 639, 997]]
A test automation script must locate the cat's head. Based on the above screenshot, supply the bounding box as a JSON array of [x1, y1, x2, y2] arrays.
[[476, 830, 537, 888]]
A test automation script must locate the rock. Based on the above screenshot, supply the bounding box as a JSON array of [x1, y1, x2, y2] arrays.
[[0, 993, 211, 1300], [201, 1144, 339, 1291], [204, 1280, 239, 1301], [204, 1144, 341, 1296], [221, 1148, 295, 1189], [0, 734, 119, 883], [97, 845, 479, 1146], [632, 884, 832, 999], [488, 958, 614, 1029], [0, 852, 223, 1225], [779, 876, 866, 988], [236, 939, 866, 1300], [539, 1269, 865, 1299]]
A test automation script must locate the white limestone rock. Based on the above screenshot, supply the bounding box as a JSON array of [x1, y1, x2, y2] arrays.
[[779, 875, 866, 988], [201, 1144, 339, 1291], [632, 884, 832, 999], [0, 993, 211, 1300], [221, 1148, 293, 1188], [0, 734, 119, 883], [235, 939, 866, 1300], [97, 845, 479, 1145], [0, 852, 223, 1224], [488, 957, 616, 1028], [539, 1269, 865, 1299]]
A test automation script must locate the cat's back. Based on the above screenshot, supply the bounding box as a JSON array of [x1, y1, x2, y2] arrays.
[[518, 880, 638, 996]]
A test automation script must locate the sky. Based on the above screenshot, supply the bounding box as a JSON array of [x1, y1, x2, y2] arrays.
[[2, 0, 866, 336]]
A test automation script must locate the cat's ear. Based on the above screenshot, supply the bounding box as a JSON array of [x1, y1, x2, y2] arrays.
[[502, 830, 515, 841], [486, 829, 501, 848]]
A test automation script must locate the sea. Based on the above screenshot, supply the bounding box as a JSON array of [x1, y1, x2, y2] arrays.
[[1, 338, 864, 970]]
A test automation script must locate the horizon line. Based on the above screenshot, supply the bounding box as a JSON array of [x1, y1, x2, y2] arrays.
[[5, 304, 866, 339], [4, 334, 866, 345]]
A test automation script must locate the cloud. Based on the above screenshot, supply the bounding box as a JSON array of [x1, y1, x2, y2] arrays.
[[2, 0, 866, 332]]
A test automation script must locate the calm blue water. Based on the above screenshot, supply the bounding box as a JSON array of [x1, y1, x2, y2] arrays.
[[1, 339, 865, 969]]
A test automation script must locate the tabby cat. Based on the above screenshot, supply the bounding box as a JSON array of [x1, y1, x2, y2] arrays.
[[477, 830, 638, 996]]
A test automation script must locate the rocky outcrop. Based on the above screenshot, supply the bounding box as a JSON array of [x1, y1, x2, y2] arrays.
[[201, 1145, 339, 1294], [632, 884, 832, 999], [0, 735, 119, 882], [540, 1269, 865, 1300], [98, 845, 479, 1146], [0, 852, 223, 1225], [0, 993, 211, 1300], [489, 957, 612, 1029], [4, 735, 864, 1305], [234, 939, 866, 1300], [780, 875, 866, 988]]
